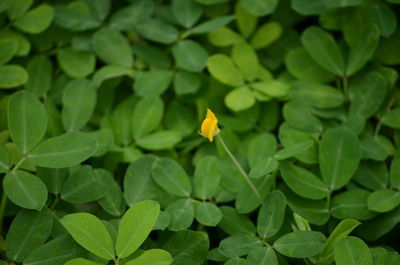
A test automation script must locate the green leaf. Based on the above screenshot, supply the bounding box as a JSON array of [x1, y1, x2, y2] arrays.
[[6, 0, 33, 20], [235, 3, 257, 38], [274, 231, 326, 258], [173, 70, 202, 95], [249, 157, 278, 179], [319, 127, 361, 190], [301, 26, 345, 76], [235, 175, 273, 213], [163, 231, 209, 265], [381, 107, 400, 129], [90, 128, 114, 157], [191, 15, 234, 34], [250, 22, 282, 49], [172, 40, 209, 72], [134, 70, 173, 97], [0, 64, 28, 88], [5, 209, 52, 262], [331, 189, 376, 220], [318, 219, 361, 265], [24, 234, 85, 265], [375, 252, 400, 265], [116, 200, 160, 259], [93, 28, 133, 68], [172, 0, 203, 28], [62, 79, 97, 131], [280, 161, 329, 200], [136, 130, 182, 150], [124, 156, 160, 206], [285, 47, 334, 82], [246, 247, 278, 265], [61, 166, 107, 203], [239, 0, 278, 16], [251, 80, 290, 99], [8, 90, 47, 154], [60, 212, 115, 260], [367, 189, 400, 213], [14, 4, 54, 34], [3, 170, 48, 210], [257, 190, 286, 238], [152, 157, 192, 197], [208, 27, 244, 47], [125, 249, 173, 265], [368, 3, 397, 37], [334, 237, 372, 265], [390, 153, 400, 189], [54, 1, 100, 31], [344, 23, 380, 76], [136, 19, 179, 44], [219, 233, 262, 258], [194, 156, 220, 200], [195, 202, 222, 226], [290, 81, 344, 109], [225, 87, 255, 112], [25, 55, 52, 97], [207, 54, 243, 87], [353, 161, 388, 190], [109, 1, 154, 30], [97, 170, 124, 216], [64, 258, 103, 265], [165, 198, 195, 231], [92, 65, 134, 88], [57, 48, 95, 78], [231, 43, 259, 82], [219, 206, 256, 235], [132, 96, 163, 139], [28, 131, 97, 168], [283, 101, 323, 133], [274, 140, 314, 161], [349, 72, 387, 119], [0, 38, 18, 65], [0, 144, 11, 173], [37, 167, 68, 194]]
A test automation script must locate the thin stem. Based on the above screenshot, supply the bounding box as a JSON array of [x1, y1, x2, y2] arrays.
[[217, 135, 263, 204], [50, 195, 61, 211], [0, 192, 7, 236], [11, 157, 26, 174]]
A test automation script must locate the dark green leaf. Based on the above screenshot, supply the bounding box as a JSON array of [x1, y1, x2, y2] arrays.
[[274, 231, 325, 258]]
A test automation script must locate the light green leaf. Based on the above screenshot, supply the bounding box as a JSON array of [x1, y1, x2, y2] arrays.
[[93, 28, 133, 67], [116, 200, 160, 259], [64, 258, 103, 265], [257, 190, 286, 238], [235, 3, 258, 38], [152, 157, 192, 197], [60, 213, 115, 260], [194, 156, 220, 200], [251, 80, 290, 99], [250, 22, 282, 49], [0, 144, 11, 173], [28, 131, 97, 168], [368, 189, 400, 213], [166, 198, 195, 231], [57, 48, 96, 78], [125, 249, 173, 265], [208, 27, 244, 47], [231, 43, 259, 81], [172, 40, 209, 72], [225, 87, 255, 112], [62, 79, 97, 131], [132, 96, 163, 139], [8, 90, 47, 153], [0, 64, 28, 88], [3, 170, 48, 210], [274, 231, 326, 258], [14, 4, 54, 34], [319, 127, 361, 190], [191, 15, 234, 34], [0, 38, 18, 65], [301, 26, 345, 76], [136, 130, 182, 150], [134, 70, 173, 97], [334, 237, 372, 265], [207, 54, 243, 87], [5, 209, 53, 262], [246, 247, 278, 265], [195, 202, 222, 226]]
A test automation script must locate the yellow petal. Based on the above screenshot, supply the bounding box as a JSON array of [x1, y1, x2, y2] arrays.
[[200, 108, 219, 142]]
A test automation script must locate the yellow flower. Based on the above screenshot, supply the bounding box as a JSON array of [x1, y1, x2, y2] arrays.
[[200, 108, 220, 142]]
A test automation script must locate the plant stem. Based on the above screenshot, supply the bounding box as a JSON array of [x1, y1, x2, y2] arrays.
[[217, 135, 263, 204]]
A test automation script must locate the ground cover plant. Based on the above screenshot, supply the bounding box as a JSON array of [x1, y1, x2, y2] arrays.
[[0, 0, 400, 264]]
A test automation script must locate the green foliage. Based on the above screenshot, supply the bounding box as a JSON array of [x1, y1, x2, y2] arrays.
[[1, 0, 400, 264]]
